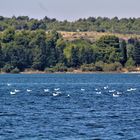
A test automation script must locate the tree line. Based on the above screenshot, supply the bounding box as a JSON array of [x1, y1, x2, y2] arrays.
[[0, 16, 140, 34], [0, 27, 140, 73]]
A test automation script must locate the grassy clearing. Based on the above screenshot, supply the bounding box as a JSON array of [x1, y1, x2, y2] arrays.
[[59, 31, 140, 42]]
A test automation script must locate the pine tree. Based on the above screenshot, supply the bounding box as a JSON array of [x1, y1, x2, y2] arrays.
[[134, 40, 140, 66], [0, 45, 3, 68], [120, 40, 127, 66]]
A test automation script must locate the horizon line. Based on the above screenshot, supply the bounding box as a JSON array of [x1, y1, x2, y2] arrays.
[[1, 15, 140, 22]]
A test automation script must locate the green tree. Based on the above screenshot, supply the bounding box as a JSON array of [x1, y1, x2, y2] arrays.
[[69, 46, 80, 67], [127, 44, 134, 59], [133, 40, 140, 66], [120, 40, 127, 66], [32, 30, 47, 70], [125, 58, 135, 67], [2, 27, 15, 43], [79, 47, 96, 64], [56, 39, 67, 64], [45, 31, 61, 67], [0, 45, 3, 68], [96, 35, 120, 48]]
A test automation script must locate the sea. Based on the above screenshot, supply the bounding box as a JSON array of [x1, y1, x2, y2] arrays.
[[0, 74, 140, 140]]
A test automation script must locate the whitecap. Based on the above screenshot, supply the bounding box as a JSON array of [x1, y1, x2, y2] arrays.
[[14, 89, 20, 93], [116, 91, 122, 95], [104, 86, 109, 90], [7, 83, 11, 86], [127, 88, 137, 92], [44, 89, 49, 92], [10, 91, 16, 95], [81, 88, 85, 91], [109, 90, 116, 93], [53, 93, 59, 97], [27, 89, 32, 92], [56, 91, 62, 94], [131, 88, 137, 91], [96, 91, 101, 94], [113, 93, 119, 97], [54, 88, 60, 91]]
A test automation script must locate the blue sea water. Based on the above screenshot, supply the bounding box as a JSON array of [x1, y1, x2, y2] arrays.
[[0, 73, 140, 140]]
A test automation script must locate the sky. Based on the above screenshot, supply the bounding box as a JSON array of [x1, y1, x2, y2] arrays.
[[0, 0, 140, 21]]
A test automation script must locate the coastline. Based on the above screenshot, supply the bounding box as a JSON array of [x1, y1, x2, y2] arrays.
[[20, 71, 140, 74], [1, 69, 140, 74]]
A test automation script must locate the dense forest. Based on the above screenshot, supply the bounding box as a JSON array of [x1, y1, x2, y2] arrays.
[[0, 16, 140, 73], [0, 16, 140, 34]]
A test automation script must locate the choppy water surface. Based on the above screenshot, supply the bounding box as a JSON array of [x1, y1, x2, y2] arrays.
[[0, 74, 140, 140]]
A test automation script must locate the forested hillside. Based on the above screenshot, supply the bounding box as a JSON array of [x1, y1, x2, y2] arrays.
[[0, 16, 140, 73], [0, 16, 140, 34]]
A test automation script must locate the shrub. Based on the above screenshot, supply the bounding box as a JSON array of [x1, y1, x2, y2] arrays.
[[67, 68, 74, 72], [45, 63, 68, 73], [11, 67, 20, 74], [80, 63, 96, 72], [53, 63, 67, 72], [103, 62, 122, 71], [45, 68, 55, 73], [2, 64, 14, 73], [125, 58, 135, 68], [95, 61, 104, 71]]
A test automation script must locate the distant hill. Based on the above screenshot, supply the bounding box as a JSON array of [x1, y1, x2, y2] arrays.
[[0, 16, 140, 34]]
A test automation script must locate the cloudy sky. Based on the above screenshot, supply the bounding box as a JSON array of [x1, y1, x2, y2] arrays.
[[0, 0, 139, 21]]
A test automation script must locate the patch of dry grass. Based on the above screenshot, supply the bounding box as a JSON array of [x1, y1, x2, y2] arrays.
[[59, 31, 140, 42]]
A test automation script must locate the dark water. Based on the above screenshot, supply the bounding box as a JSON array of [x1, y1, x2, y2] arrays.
[[0, 74, 140, 140]]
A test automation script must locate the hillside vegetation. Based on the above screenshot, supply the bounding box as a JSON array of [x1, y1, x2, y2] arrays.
[[0, 16, 140, 34], [59, 31, 140, 42], [0, 16, 140, 73]]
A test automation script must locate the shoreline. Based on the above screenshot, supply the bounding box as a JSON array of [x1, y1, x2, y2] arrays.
[[1, 70, 140, 74]]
